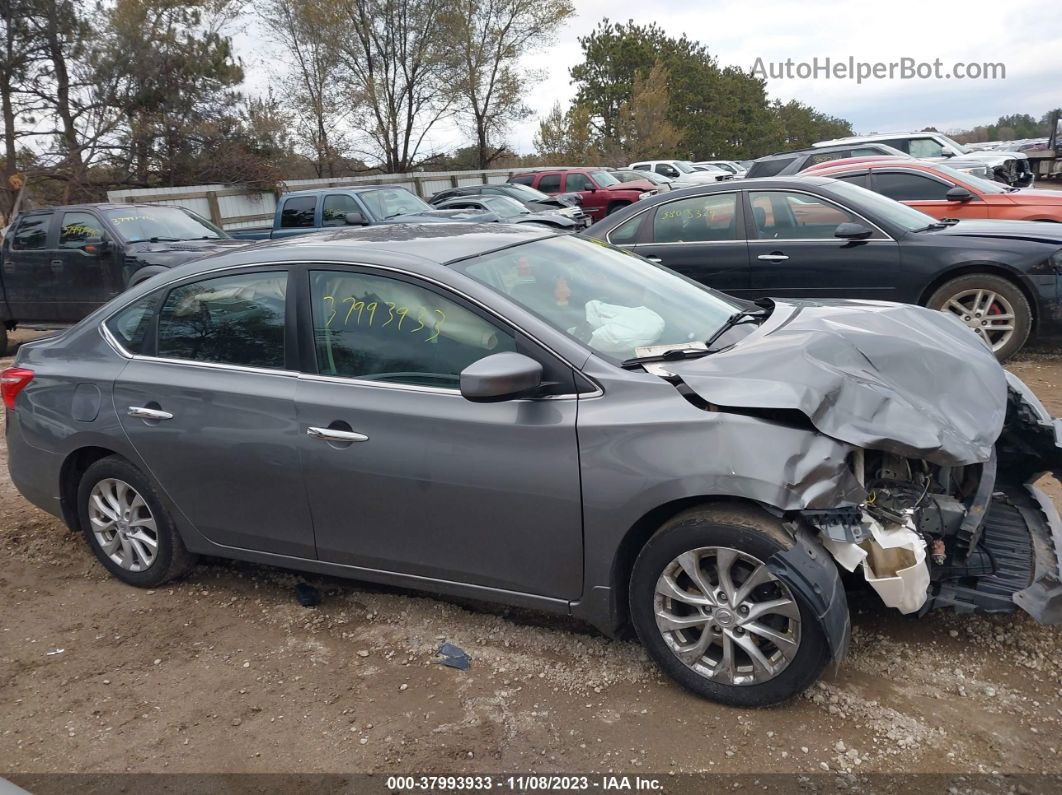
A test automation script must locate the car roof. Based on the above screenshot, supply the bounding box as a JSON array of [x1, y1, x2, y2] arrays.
[[280, 184, 410, 197], [158, 223, 559, 278], [18, 203, 192, 215], [804, 155, 914, 172], [813, 132, 940, 148]]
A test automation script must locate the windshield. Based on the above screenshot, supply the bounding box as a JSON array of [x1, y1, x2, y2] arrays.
[[590, 170, 620, 186], [480, 196, 529, 215], [674, 161, 696, 173], [359, 188, 432, 219], [934, 164, 1009, 194], [103, 207, 224, 242], [612, 171, 642, 183], [824, 180, 941, 232], [454, 236, 739, 361], [501, 183, 552, 201], [938, 134, 971, 155]]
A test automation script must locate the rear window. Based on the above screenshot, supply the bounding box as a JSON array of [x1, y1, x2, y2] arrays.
[[746, 158, 795, 178]]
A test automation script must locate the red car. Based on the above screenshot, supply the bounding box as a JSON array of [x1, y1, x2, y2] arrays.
[[509, 168, 657, 222], [805, 157, 1062, 222]]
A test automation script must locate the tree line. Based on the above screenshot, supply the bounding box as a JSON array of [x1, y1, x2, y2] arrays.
[[0, 3, 857, 220]]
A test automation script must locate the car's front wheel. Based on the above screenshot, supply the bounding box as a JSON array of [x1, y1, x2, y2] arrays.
[[629, 504, 832, 707], [77, 456, 197, 586], [925, 273, 1031, 361]]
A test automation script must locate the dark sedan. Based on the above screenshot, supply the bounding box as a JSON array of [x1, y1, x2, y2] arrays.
[[584, 176, 1062, 359]]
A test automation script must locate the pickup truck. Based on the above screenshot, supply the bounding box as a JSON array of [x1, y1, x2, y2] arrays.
[[228, 185, 494, 240], [0, 203, 247, 354]]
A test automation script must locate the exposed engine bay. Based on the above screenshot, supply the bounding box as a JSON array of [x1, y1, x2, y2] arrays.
[[803, 379, 1062, 624]]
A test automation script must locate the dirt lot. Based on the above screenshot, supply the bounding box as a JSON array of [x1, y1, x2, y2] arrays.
[[1, 328, 1062, 779]]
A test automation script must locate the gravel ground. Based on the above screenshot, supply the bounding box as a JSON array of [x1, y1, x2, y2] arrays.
[[1, 328, 1061, 777]]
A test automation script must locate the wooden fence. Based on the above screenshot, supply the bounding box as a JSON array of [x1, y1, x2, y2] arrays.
[[105, 169, 529, 231]]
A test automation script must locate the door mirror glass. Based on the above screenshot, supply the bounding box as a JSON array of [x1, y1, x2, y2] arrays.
[[344, 212, 368, 226], [460, 352, 542, 402], [945, 186, 974, 202], [834, 222, 874, 240]]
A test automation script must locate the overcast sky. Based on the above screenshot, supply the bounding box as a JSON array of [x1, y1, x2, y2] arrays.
[[235, 0, 1062, 156]]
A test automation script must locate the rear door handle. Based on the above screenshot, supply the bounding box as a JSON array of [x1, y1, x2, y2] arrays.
[[50, 259, 63, 266], [128, 406, 174, 420], [757, 253, 789, 262], [307, 426, 369, 443]]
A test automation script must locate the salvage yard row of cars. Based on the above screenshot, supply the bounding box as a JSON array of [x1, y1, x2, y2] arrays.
[[3, 138, 1062, 707]]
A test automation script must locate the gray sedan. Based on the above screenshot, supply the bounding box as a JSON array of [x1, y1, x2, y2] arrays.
[[432, 194, 581, 230], [5, 224, 1062, 706]]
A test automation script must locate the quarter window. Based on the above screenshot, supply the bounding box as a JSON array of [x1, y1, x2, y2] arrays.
[[608, 214, 644, 245], [653, 194, 740, 243], [11, 214, 50, 250], [749, 191, 859, 240], [510, 174, 535, 186], [874, 172, 952, 201], [157, 272, 287, 368], [59, 212, 105, 250], [310, 270, 515, 388], [280, 196, 316, 228], [106, 293, 161, 355], [322, 194, 360, 226]]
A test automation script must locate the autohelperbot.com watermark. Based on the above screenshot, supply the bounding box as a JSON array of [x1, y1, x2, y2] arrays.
[[751, 56, 1006, 84]]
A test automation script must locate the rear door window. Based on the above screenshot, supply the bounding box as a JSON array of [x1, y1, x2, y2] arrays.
[[157, 271, 288, 368], [280, 196, 316, 228], [537, 174, 562, 192], [11, 214, 51, 250], [652, 193, 741, 243]]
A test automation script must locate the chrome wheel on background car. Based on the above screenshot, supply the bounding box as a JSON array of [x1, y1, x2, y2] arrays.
[[938, 288, 1016, 353], [655, 546, 801, 685], [926, 273, 1032, 361], [88, 478, 159, 571]]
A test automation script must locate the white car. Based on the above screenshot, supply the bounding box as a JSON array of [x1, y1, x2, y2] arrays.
[[695, 160, 748, 178], [813, 132, 1033, 185], [629, 159, 730, 187]]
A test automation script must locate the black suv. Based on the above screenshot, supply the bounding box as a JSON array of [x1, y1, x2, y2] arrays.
[[746, 143, 910, 178]]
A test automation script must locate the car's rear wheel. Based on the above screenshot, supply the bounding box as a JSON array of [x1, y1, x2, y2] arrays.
[[77, 456, 197, 586], [926, 273, 1031, 361], [629, 504, 831, 707]]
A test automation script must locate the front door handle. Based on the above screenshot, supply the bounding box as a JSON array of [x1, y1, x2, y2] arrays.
[[128, 406, 174, 421], [645, 256, 662, 263], [50, 259, 63, 266], [307, 426, 369, 443], [757, 253, 789, 262]]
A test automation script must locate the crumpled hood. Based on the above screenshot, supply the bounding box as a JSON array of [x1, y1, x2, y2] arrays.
[[390, 208, 495, 223], [664, 299, 1008, 466]]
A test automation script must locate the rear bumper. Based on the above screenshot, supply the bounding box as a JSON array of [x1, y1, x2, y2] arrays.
[[5, 413, 64, 520]]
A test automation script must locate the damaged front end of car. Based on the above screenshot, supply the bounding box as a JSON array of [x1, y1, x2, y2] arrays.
[[661, 298, 1062, 628]]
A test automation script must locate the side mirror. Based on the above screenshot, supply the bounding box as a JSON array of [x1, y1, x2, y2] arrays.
[[460, 352, 543, 403], [834, 222, 873, 240], [86, 238, 111, 256], [344, 212, 368, 226], [946, 186, 974, 202]]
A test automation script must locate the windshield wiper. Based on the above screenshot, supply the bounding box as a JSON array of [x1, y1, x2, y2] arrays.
[[621, 346, 711, 369], [126, 236, 182, 243], [914, 222, 951, 232], [704, 308, 770, 351]]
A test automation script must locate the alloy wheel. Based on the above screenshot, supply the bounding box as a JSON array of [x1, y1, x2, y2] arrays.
[[88, 478, 159, 572], [654, 546, 801, 686], [939, 288, 1016, 353]]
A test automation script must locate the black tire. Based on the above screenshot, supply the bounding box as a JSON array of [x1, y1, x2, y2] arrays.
[[77, 456, 197, 586], [629, 503, 831, 707], [925, 273, 1031, 361], [606, 202, 629, 216]]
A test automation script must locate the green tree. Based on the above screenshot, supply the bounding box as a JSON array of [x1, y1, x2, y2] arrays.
[[446, 0, 574, 169], [532, 101, 596, 162], [608, 60, 683, 161], [767, 100, 852, 151]]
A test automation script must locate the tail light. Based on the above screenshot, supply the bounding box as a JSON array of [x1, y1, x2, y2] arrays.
[[1, 368, 34, 410]]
